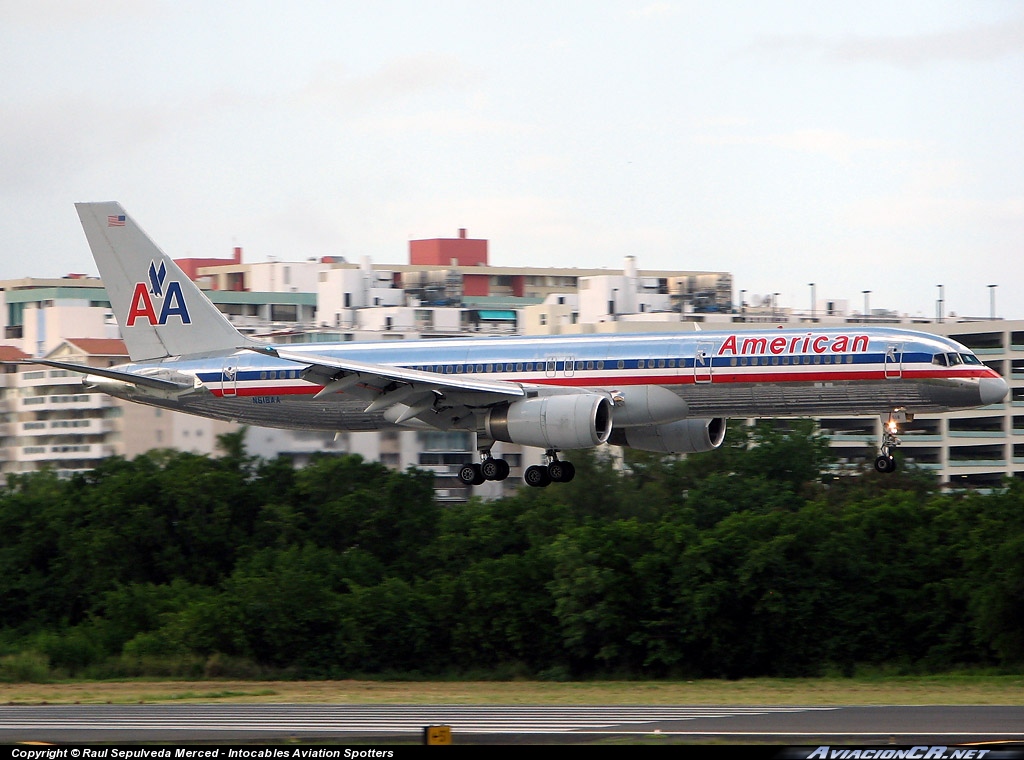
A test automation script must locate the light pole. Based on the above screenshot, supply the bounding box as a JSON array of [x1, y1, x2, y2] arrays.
[[808, 282, 816, 322], [862, 290, 871, 323], [937, 284, 944, 323], [988, 284, 997, 319]]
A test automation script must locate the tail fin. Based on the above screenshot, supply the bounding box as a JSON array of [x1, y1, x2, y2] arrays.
[[76, 202, 256, 361]]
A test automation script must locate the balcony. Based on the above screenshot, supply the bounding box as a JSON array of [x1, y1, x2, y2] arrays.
[[17, 369, 88, 388], [15, 443, 116, 462], [20, 394, 114, 412]]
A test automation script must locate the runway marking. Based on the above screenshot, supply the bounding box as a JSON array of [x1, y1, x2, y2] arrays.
[[0, 705, 836, 734]]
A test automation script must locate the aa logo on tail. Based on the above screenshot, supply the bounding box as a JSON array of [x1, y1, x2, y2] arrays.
[[126, 261, 192, 326]]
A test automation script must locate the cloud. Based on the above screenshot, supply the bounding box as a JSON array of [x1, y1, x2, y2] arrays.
[[294, 52, 476, 111], [844, 192, 1024, 230], [694, 128, 917, 163], [0, 97, 165, 191], [630, 3, 677, 19], [750, 16, 1024, 68]]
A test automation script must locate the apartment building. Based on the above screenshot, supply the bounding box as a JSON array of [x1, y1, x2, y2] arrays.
[[3, 225, 1015, 493]]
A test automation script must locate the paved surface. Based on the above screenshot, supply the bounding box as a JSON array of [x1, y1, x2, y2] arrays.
[[0, 704, 1022, 744]]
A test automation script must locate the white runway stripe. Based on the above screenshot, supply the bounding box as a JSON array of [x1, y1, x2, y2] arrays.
[[0, 705, 834, 734]]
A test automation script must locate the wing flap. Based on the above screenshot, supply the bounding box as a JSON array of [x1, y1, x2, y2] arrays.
[[244, 346, 526, 399]]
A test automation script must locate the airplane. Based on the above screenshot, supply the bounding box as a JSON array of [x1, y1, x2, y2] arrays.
[[12, 202, 1010, 487]]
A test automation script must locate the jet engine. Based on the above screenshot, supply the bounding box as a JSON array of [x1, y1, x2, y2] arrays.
[[607, 417, 726, 454], [484, 393, 613, 450]]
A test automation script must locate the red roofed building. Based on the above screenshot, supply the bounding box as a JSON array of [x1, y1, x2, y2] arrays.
[[62, 338, 128, 365], [174, 247, 243, 285], [3, 338, 231, 476], [0, 345, 29, 364], [409, 228, 488, 267]]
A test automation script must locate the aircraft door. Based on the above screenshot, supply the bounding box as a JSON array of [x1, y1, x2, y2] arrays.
[[222, 356, 239, 397], [884, 343, 903, 379], [694, 340, 715, 384]]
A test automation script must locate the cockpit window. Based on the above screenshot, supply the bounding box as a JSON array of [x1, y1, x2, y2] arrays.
[[932, 352, 981, 367]]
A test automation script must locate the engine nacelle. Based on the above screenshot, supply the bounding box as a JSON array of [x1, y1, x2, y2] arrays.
[[607, 384, 688, 426], [484, 393, 613, 450], [607, 417, 726, 454]]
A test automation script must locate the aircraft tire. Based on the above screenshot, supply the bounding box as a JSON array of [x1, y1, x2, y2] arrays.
[[481, 458, 510, 481], [458, 463, 485, 486], [874, 455, 895, 474], [524, 464, 552, 488], [548, 461, 576, 483]]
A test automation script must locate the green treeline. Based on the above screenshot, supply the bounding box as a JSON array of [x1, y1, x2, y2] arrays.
[[1, 421, 1022, 681]]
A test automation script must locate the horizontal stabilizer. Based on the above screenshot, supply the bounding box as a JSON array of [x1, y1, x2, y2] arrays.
[[6, 359, 193, 392]]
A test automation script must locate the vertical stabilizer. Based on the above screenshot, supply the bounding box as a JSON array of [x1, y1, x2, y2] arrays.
[[76, 202, 256, 361]]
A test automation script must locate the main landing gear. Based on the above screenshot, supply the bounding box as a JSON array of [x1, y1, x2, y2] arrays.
[[874, 409, 908, 474], [524, 450, 576, 488], [457, 448, 576, 488], [457, 451, 511, 487]]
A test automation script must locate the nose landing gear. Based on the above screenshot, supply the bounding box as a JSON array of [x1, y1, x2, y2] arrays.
[[874, 409, 908, 474]]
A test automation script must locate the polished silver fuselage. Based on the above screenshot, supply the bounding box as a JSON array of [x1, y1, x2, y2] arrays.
[[94, 327, 1005, 433]]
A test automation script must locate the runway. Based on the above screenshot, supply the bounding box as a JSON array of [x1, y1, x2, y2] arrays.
[[1, 704, 1023, 744]]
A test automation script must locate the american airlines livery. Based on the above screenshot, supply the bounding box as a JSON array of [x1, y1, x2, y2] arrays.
[[18, 202, 1009, 487]]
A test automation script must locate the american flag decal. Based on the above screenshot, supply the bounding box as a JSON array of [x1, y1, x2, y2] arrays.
[[107, 215, 126, 227]]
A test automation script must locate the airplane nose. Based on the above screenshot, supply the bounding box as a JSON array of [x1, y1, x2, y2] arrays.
[[979, 376, 1009, 405]]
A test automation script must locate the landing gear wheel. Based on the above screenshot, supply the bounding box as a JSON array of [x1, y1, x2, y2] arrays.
[[524, 464, 552, 488], [548, 460, 576, 483], [875, 410, 905, 475], [481, 458, 510, 481], [874, 455, 897, 473], [458, 463, 486, 486]]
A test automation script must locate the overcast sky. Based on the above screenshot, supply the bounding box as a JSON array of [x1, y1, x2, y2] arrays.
[[1, 1, 1021, 319]]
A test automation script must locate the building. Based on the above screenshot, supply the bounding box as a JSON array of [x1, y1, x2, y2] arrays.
[[4, 224, 1016, 494], [854, 319, 1021, 489]]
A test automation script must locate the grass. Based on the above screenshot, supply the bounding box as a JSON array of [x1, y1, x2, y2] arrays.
[[1, 675, 1022, 706]]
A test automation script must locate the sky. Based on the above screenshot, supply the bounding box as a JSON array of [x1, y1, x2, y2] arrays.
[[1, 1, 1022, 319]]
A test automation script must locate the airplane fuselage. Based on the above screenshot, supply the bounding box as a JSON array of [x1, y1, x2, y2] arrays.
[[94, 326, 1004, 434], [52, 201, 1010, 485]]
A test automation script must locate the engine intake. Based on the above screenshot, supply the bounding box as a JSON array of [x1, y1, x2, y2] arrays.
[[607, 417, 726, 453], [485, 394, 613, 450]]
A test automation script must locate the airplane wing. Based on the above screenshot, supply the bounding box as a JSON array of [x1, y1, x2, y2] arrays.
[[6, 359, 194, 392], [244, 346, 526, 423]]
